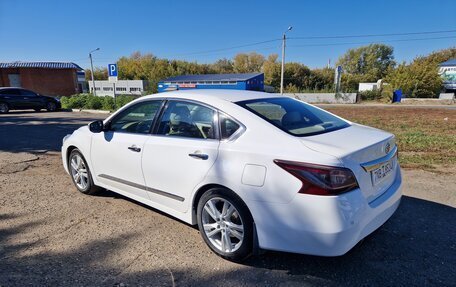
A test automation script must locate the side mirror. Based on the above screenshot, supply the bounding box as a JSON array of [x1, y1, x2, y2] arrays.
[[89, 120, 104, 133]]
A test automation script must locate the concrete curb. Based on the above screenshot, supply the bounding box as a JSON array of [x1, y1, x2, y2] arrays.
[[70, 109, 112, 114]]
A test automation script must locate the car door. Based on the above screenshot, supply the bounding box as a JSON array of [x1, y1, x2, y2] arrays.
[[1, 88, 22, 108], [90, 100, 163, 200], [142, 100, 220, 213], [20, 89, 43, 109]]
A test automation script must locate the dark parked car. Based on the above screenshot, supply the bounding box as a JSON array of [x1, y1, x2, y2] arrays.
[[0, 87, 61, 113]]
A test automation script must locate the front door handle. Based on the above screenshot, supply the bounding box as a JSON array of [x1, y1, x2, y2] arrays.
[[128, 145, 141, 152], [188, 153, 209, 160]]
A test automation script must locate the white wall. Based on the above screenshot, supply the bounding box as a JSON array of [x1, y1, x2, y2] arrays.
[[358, 83, 378, 92], [277, 93, 358, 104], [88, 80, 147, 97]]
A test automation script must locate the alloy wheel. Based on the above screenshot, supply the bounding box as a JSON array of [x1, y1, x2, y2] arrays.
[[70, 154, 89, 190], [47, 102, 56, 111], [0, 103, 8, 113], [201, 197, 244, 253]]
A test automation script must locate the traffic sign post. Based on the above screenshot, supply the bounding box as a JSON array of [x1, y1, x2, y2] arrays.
[[108, 64, 118, 107]]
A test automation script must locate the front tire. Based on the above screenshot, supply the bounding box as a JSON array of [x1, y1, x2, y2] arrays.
[[0, 102, 9, 113], [46, 101, 57, 112], [197, 188, 254, 261], [68, 149, 100, 195]]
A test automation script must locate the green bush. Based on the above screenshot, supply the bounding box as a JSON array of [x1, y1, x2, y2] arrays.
[[60, 94, 137, 111], [358, 90, 383, 101], [102, 96, 115, 111], [85, 96, 103, 110], [115, 95, 137, 110]]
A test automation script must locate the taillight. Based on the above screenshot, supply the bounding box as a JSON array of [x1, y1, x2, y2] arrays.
[[274, 159, 359, 196]]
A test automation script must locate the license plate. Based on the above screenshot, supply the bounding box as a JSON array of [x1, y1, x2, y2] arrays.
[[371, 159, 394, 185]]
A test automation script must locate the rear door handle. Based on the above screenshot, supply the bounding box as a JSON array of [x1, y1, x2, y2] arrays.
[[188, 153, 208, 160], [128, 145, 141, 152]]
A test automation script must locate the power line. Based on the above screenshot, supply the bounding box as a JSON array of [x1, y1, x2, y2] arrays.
[[173, 39, 281, 56], [289, 29, 456, 40], [288, 35, 456, 48], [165, 29, 456, 58]]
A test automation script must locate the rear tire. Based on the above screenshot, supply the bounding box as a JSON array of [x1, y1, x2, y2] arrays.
[[197, 187, 254, 262], [46, 102, 57, 112], [0, 103, 9, 113], [68, 149, 100, 195]]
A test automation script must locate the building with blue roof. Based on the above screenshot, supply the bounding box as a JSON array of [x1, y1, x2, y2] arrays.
[[158, 73, 264, 93]]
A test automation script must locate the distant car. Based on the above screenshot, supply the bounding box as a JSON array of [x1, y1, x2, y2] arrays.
[[61, 90, 402, 261], [0, 87, 61, 113]]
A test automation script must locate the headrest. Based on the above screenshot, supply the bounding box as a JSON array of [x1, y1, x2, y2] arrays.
[[282, 111, 301, 127]]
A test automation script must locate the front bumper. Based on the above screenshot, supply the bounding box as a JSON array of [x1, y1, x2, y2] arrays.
[[248, 167, 402, 256]]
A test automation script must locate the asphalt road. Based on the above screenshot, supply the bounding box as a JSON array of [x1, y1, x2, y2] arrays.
[[0, 111, 455, 286]]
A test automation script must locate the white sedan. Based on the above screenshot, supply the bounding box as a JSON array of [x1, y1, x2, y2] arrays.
[[61, 90, 402, 261]]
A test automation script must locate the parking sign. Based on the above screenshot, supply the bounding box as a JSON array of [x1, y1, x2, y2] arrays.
[[108, 64, 117, 77], [108, 64, 118, 83]]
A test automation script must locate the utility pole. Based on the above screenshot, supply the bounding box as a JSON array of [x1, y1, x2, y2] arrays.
[[89, 48, 100, 96], [280, 26, 292, 95]]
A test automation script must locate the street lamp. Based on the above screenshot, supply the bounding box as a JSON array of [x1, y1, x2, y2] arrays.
[[280, 26, 292, 95], [89, 48, 100, 96]]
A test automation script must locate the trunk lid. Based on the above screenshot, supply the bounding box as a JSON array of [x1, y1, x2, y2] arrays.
[[300, 124, 398, 202]]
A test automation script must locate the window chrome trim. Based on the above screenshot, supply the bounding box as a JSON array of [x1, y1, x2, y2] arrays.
[[98, 174, 184, 202], [360, 145, 398, 172], [218, 111, 246, 142]]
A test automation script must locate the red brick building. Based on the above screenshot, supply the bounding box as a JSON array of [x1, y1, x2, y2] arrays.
[[0, 62, 86, 96]]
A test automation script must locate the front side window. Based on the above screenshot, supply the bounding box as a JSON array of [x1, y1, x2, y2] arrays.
[[157, 101, 216, 139], [237, 97, 350, 137], [109, 100, 162, 134]]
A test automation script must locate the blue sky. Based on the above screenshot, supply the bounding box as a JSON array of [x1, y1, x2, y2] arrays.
[[0, 0, 455, 69]]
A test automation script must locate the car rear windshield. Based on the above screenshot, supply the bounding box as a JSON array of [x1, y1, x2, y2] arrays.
[[236, 97, 350, 137]]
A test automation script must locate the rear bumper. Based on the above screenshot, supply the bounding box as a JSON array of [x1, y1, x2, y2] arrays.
[[248, 167, 402, 256]]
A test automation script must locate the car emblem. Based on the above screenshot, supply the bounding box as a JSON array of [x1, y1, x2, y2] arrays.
[[385, 142, 391, 154]]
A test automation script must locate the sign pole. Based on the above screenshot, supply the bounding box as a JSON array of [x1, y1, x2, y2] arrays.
[[113, 82, 116, 109], [108, 63, 118, 109]]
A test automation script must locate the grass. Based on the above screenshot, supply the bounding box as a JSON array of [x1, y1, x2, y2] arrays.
[[324, 106, 456, 170]]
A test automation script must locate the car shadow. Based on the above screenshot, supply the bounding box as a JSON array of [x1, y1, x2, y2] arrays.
[[0, 112, 106, 152], [1, 195, 454, 286]]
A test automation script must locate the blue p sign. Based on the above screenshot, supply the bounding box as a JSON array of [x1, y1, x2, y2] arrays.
[[108, 64, 118, 77]]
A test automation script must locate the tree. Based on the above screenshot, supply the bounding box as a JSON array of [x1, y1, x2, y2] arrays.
[[262, 54, 281, 89], [283, 62, 311, 91], [233, 52, 265, 73], [337, 44, 395, 81], [385, 48, 456, 98], [211, 58, 234, 74], [85, 67, 107, 81]]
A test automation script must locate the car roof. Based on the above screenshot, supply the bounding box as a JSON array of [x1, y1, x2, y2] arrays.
[[142, 89, 282, 104]]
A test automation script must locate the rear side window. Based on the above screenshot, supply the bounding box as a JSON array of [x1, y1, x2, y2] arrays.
[[236, 97, 350, 137], [1, 89, 20, 95], [220, 113, 241, 139]]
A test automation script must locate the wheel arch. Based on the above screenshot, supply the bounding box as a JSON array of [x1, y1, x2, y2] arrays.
[[66, 145, 79, 166], [191, 183, 254, 225]]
